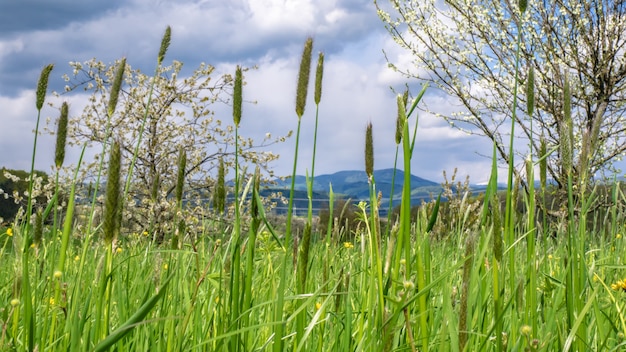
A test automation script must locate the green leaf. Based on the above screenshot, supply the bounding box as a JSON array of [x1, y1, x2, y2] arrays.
[[93, 274, 174, 352]]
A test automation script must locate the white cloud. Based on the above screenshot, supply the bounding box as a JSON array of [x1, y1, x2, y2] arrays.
[[0, 38, 24, 60]]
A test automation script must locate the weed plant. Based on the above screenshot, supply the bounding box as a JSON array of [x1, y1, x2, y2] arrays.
[[3, 25, 626, 352]]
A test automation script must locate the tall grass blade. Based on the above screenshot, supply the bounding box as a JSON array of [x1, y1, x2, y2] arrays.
[[93, 275, 174, 352]]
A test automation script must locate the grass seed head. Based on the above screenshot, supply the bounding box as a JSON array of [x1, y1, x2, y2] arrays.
[[365, 122, 374, 178], [519, 0, 528, 13], [107, 58, 126, 117], [491, 196, 502, 262], [561, 75, 573, 176], [233, 65, 242, 127], [395, 94, 407, 144], [158, 26, 172, 65], [295, 37, 313, 117], [175, 146, 186, 205], [314, 52, 324, 105], [36, 64, 54, 110], [526, 65, 534, 116], [33, 210, 43, 246], [54, 102, 69, 168], [103, 140, 122, 244], [213, 157, 226, 214]]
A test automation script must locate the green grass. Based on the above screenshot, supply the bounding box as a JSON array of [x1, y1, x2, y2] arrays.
[[4, 30, 626, 352]]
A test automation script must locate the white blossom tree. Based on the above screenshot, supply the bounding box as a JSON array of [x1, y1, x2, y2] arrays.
[[376, 0, 626, 189], [55, 58, 288, 233]]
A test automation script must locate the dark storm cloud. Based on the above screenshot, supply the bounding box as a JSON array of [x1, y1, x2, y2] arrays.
[[0, 0, 125, 35]]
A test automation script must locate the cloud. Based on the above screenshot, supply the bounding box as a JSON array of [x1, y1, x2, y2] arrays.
[[0, 0, 509, 184], [0, 0, 125, 35], [0, 90, 56, 172]]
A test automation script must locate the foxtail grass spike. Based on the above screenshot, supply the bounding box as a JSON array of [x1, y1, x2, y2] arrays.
[[314, 52, 324, 105], [107, 58, 126, 117], [539, 134, 547, 188], [158, 26, 171, 65], [33, 210, 43, 247], [103, 140, 122, 244], [395, 101, 404, 145], [213, 157, 226, 214], [365, 122, 374, 178], [175, 146, 186, 205], [519, 0, 528, 13], [233, 65, 242, 126], [295, 37, 313, 117], [36, 64, 54, 110], [402, 88, 409, 107], [54, 102, 69, 168], [561, 75, 573, 176], [526, 65, 534, 116]]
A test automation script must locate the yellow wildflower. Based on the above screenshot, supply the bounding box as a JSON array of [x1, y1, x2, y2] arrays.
[[520, 325, 532, 336], [10, 298, 19, 307], [74, 255, 80, 262], [343, 242, 354, 249], [53, 270, 62, 279], [6, 228, 13, 237], [611, 278, 626, 291], [116, 247, 122, 253], [315, 302, 322, 310]]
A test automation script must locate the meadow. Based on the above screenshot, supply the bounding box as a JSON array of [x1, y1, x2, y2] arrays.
[[2, 29, 626, 352]]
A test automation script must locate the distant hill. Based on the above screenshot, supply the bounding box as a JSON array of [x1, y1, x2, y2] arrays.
[[270, 168, 437, 193], [263, 169, 445, 215]]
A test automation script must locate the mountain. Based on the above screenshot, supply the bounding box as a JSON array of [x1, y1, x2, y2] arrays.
[[263, 169, 443, 214], [270, 168, 438, 196]]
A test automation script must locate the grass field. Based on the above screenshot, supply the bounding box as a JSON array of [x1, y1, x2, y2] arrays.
[[3, 29, 626, 352]]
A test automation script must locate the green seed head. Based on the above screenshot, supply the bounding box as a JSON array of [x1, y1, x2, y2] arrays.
[[103, 140, 122, 244], [158, 26, 172, 65], [175, 146, 186, 205], [314, 52, 324, 105], [561, 75, 573, 176], [519, 0, 528, 13], [36, 64, 54, 110], [151, 172, 160, 202], [54, 102, 69, 168], [213, 157, 226, 214], [233, 65, 243, 127], [33, 210, 43, 246], [251, 166, 260, 218], [395, 94, 407, 144], [295, 37, 313, 117], [525, 155, 533, 189], [526, 65, 534, 116], [491, 196, 502, 262], [108, 58, 126, 117], [365, 122, 374, 178], [402, 88, 409, 108]]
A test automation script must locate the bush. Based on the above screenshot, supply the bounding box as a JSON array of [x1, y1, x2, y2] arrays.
[[318, 198, 363, 241]]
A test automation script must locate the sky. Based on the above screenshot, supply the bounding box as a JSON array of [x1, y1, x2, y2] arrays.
[[0, 0, 498, 184]]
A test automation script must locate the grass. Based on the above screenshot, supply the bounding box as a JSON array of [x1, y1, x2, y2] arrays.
[[3, 28, 626, 352]]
